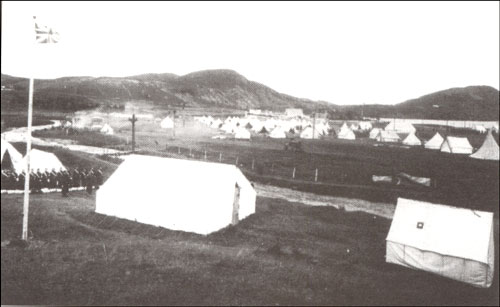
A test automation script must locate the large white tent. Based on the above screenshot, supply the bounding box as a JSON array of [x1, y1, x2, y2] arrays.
[[16, 149, 66, 174], [96, 155, 256, 235], [386, 198, 494, 288], [1, 139, 23, 172], [402, 132, 422, 146], [440, 136, 473, 154], [424, 132, 444, 150], [385, 121, 416, 134], [470, 130, 499, 161]]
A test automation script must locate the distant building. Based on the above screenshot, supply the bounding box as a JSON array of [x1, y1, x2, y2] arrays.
[[285, 108, 304, 118]]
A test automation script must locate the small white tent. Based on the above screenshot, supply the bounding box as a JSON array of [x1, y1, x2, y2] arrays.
[[1, 139, 23, 172], [369, 128, 382, 139], [96, 155, 256, 235], [300, 127, 322, 139], [425, 132, 444, 150], [338, 128, 356, 140], [402, 132, 422, 146], [100, 123, 114, 135], [470, 130, 499, 161], [339, 122, 349, 135], [16, 149, 66, 174], [376, 130, 400, 143], [386, 198, 494, 288], [440, 136, 473, 154], [474, 125, 487, 133], [234, 127, 251, 140], [270, 127, 287, 139], [160, 117, 174, 129], [359, 121, 373, 131]]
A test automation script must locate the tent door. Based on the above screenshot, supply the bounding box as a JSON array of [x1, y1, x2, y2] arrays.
[[232, 184, 240, 225]]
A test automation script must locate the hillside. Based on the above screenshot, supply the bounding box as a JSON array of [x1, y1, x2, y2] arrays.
[[0, 70, 333, 114], [337, 86, 499, 121]]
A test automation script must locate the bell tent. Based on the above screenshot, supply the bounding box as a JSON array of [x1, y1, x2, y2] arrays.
[[470, 130, 499, 161], [424, 132, 444, 150], [402, 132, 422, 146], [1, 139, 23, 172], [16, 149, 66, 174]]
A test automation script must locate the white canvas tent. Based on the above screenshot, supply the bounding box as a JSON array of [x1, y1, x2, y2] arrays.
[[470, 130, 499, 161], [385, 121, 416, 133], [160, 117, 174, 129], [369, 128, 382, 139], [96, 155, 256, 235], [300, 126, 322, 139], [100, 123, 114, 135], [337, 128, 356, 140], [425, 132, 444, 150], [234, 127, 251, 140], [402, 132, 422, 146], [359, 121, 373, 131], [376, 130, 400, 143], [386, 198, 494, 288], [16, 149, 66, 174], [1, 139, 23, 172], [269, 127, 287, 139], [440, 136, 473, 154]]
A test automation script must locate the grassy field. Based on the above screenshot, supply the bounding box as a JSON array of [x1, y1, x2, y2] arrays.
[[1, 191, 498, 306]]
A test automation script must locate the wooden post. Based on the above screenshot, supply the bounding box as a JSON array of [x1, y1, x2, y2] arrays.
[[128, 114, 138, 152], [315, 168, 318, 182], [189, 148, 192, 157], [251, 159, 255, 170], [219, 152, 222, 162], [178, 146, 180, 154], [235, 156, 239, 165], [204, 150, 207, 160], [292, 167, 296, 179]]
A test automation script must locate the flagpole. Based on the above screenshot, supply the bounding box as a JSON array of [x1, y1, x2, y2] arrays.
[[22, 76, 34, 241], [22, 16, 37, 241]]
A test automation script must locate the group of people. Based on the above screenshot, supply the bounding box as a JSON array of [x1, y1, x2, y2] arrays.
[[1, 167, 103, 197]]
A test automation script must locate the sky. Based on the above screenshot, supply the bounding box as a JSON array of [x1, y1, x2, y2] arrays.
[[1, 1, 499, 105]]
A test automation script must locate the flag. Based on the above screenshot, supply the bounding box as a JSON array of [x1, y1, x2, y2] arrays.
[[34, 16, 59, 43]]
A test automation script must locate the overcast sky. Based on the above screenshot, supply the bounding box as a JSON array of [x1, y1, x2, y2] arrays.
[[2, 1, 499, 105]]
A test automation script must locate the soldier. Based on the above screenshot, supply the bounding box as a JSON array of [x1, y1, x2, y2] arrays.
[[49, 168, 58, 190], [30, 170, 39, 193], [93, 167, 103, 190], [17, 171, 25, 190], [61, 170, 70, 197], [80, 168, 87, 188], [85, 170, 94, 195], [72, 168, 80, 188]]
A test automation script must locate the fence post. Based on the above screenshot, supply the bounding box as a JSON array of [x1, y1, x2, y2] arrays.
[[251, 159, 255, 170], [292, 167, 296, 179], [315, 168, 318, 182], [219, 152, 222, 162], [235, 156, 239, 165], [189, 148, 192, 157], [204, 150, 207, 160], [178, 146, 180, 154]]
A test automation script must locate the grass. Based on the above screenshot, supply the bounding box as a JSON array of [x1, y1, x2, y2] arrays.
[[32, 127, 127, 148], [1, 192, 498, 305]]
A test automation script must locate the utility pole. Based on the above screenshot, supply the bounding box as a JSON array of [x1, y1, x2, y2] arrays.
[[129, 114, 138, 152]]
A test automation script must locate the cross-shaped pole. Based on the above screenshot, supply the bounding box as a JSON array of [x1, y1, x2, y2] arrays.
[[129, 114, 138, 152]]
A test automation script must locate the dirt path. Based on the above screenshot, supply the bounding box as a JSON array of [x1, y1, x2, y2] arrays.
[[254, 182, 396, 219]]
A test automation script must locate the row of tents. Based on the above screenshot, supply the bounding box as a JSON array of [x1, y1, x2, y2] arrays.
[[1, 139, 66, 173]]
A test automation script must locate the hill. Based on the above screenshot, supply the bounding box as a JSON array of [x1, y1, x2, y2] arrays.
[[337, 86, 499, 121], [0, 70, 333, 114]]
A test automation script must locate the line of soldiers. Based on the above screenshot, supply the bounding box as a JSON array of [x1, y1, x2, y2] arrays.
[[1, 167, 103, 197]]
